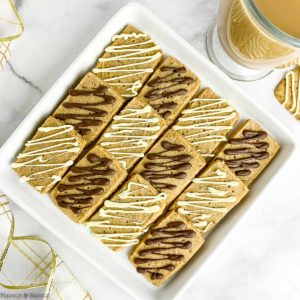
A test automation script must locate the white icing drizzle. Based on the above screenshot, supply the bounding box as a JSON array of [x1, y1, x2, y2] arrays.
[[112, 33, 148, 41], [11, 124, 80, 190], [177, 169, 239, 232], [85, 181, 167, 248], [283, 70, 300, 117], [100, 105, 161, 169], [173, 98, 236, 157], [93, 33, 162, 97]]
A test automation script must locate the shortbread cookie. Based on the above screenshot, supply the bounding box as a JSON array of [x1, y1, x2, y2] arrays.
[[85, 174, 167, 251], [93, 24, 162, 99], [97, 97, 167, 170], [172, 160, 248, 234], [132, 129, 206, 205], [216, 119, 280, 186], [138, 56, 201, 125], [53, 72, 125, 146], [274, 65, 300, 120], [50, 145, 127, 223], [129, 211, 205, 287], [11, 117, 85, 193], [173, 88, 239, 160]]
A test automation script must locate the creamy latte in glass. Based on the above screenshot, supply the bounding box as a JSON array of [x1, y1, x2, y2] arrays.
[[218, 0, 300, 69], [206, 0, 300, 80]]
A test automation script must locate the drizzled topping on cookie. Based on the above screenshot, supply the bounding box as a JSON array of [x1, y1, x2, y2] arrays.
[[134, 220, 196, 280], [140, 140, 192, 191], [55, 153, 115, 214], [223, 130, 269, 177], [11, 122, 81, 192], [99, 104, 163, 169], [173, 96, 237, 158], [55, 86, 116, 136], [144, 66, 195, 119], [85, 179, 167, 249], [176, 168, 240, 233], [93, 31, 162, 98]]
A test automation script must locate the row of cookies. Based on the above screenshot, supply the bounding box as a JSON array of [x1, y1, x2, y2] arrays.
[[10, 25, 162, 194], [47, 28, 205, 224], [67, 112, 280, 286], [11, 24, 202, 193], [11, 24, 207, 226], [128, 119, 280, 286], [76, 42, 247, 255], [52, 82, 241, 232]]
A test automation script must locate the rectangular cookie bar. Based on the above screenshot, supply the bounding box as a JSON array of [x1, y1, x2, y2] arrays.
[[274, 66, 300, 120], [129, 211, 205, 287], [11, 116, 86, 193], [215, 119, 280, 186], [85, 174, 167, 251], [173, 88, 239, 160], [132, 129, 206, 206], [138, 56, 201, 125], [50, 145, 127, 223], [93, 24, 162, 99], [53, 72, 125, 146], [172, 160, 249, 234], [97, 97, 167, 170]]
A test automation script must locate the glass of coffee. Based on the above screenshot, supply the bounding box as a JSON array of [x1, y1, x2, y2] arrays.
[[206, 0, 300, 81]]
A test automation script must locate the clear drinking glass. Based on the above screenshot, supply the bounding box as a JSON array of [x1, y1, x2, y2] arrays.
[[206, 0, 300, 81]]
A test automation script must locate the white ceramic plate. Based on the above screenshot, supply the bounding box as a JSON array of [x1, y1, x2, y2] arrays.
[[0, 3, 296, 299]]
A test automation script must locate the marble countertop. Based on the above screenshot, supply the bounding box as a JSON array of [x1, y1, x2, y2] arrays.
[[1, 0, 300, 299]]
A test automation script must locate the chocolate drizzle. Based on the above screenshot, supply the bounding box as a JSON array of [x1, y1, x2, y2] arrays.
[[134, 221, 196, 280], [140, 141, 192, 191], [55, 86, 115, 136], [224, 130, 269, 177], [55, 153, 115, 214], [144, 66, 195, 119]]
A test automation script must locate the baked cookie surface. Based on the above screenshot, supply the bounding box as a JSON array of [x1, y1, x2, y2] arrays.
[[172, 160, 248, 234], [86, 174, 167, 251], [132, 129, 206, 205], [93, 24, 162, 99], [53, 72, 125, 146], [138, 56, 200, 125], [173, 88, 239, 160], [129, 211, 205, 287], [216, 119, 280, 186], [275, 65, 300, 120], [97, 97, 167, 170], [11, 116, 85, 193], [50, 145, 127, 223]]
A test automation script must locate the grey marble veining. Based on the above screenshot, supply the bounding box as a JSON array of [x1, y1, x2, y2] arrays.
[[7, 61, 43, 93], [1, 1, 300, 300]]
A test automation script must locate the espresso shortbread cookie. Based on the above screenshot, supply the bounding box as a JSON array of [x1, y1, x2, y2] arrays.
[[138, 56, 201, 125], [173, 88, 239, 160], [50, 145, 127, 223], [132, 129, 206, 205], [97, 97, 167, 170], [216, 119, 280, 186], [93, 24, 162, 99], [53, 72, 125, 146], [11, 117, 85, 193], [274, 66, 300, 120], [85, 174, 167, 251], [172, 160, 248, 234], [129, 211, 205, 287]]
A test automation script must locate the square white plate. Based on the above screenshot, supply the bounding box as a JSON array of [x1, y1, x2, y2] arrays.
[[0, 2, 296, 300]]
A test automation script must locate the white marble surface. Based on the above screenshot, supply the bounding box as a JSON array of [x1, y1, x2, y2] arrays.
[[1, 0, 300, 299]]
